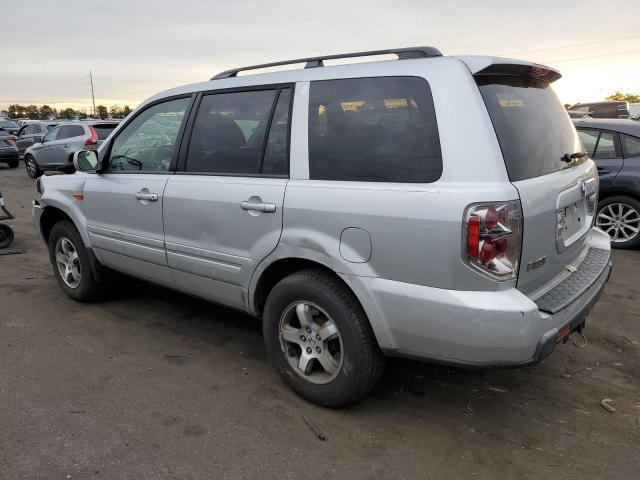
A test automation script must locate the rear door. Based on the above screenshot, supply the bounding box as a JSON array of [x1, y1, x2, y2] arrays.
[[82, 96, 192, 287], [576, 128, 623, 190], [162, 86, 292, 310], [476, 73, 598, 295], [49, 125, 85, 164]]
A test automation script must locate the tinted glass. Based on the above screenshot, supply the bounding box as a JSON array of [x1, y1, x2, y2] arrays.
[[187, 89, 277, 174], [0, 121, 17, 128], [308, 77, 442, 183], [262, 88, 291, 175], [577, 129, 598, 155], [621, 134, 640, 158], [58, 125, 85, 139], [593, 132, 617, 159], [23, 125, 36, 135], [107, 97, 189, 172], [477, 76, 584, 181]]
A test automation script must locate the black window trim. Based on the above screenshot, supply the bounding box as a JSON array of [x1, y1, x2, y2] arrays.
[[175, 82, 295, 178], [307, 75, 443, 184], [100, 92, 197, 175]]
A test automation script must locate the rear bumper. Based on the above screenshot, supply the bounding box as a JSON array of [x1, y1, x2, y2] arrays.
[[345, 228, 611, 367], [0, 150, 19, 161]]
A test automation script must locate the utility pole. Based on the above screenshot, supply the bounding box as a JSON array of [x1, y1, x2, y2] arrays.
[[89, 70, 96, 117]]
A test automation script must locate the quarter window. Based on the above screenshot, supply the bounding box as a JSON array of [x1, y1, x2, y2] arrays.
[[308, 77, 442, 183], [106, 97, 190, 172], [186, 88, 289, 174], [621, 134, 640, 158]]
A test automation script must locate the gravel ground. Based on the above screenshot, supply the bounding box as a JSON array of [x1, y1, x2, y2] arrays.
[[1, 163, 639, 480]]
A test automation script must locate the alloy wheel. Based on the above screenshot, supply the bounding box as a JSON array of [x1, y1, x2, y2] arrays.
[[55, 237, 81, 288], [596, 203, 640, 243], [279, 301, 343, 384], [26, 158, 36, 177]]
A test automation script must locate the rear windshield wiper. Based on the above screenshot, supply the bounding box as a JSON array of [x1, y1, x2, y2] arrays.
[[561, 152, 588, 163]]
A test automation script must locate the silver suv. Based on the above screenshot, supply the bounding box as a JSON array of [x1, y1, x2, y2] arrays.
[[33, 48, 612, 406], [24, 121, 119, 178]]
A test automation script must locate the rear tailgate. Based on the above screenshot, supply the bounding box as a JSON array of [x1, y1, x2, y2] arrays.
[[467, 58, 601, 296]]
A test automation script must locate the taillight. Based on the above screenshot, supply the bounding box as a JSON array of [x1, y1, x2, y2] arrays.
[[464, 201, 523, 280], [85, 126, 98, 146], [6, 135, 16, 145]]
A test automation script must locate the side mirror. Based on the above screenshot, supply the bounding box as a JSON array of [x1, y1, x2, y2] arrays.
[[73, 150, 100, 173]]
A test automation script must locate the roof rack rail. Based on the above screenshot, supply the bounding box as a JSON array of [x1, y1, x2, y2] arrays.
[[211, 46, 443, 80]]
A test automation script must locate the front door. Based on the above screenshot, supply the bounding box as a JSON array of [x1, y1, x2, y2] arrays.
[[81, 96, 192, 287], [163, 87, 292, 309]]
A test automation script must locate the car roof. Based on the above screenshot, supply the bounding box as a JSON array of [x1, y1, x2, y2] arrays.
[[572, 118, 640, 136]]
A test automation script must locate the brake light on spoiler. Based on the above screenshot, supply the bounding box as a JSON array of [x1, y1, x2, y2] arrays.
[[464, 201, 523, 280]]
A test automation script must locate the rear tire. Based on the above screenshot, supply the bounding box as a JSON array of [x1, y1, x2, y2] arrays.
[[263, 269, 385, 407], [25, 155, 42, 178], [0, 224, 14, 249], [596, 196, 640, 249], [48, 220, 100, 301], [7, 158, 19, 168]]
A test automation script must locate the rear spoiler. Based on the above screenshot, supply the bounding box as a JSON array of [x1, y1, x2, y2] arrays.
[[457, 56, 561, 83]]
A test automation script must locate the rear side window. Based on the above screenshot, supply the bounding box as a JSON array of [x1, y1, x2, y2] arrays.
[[308, 77, 442, 183], [58, 125, 85, 139], [477, 75, 584, 181], [622, 134, 640, 158], [186, 88, 290, 175]]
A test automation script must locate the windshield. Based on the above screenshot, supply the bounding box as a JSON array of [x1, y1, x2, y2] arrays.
[[477, 75, 585, 181]]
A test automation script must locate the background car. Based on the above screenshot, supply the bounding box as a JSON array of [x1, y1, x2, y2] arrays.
[[0, 129, 19, 168], [574, 118, 640, 248], [629, 103, 640, 120], [0, 119, 20, 134], [15, 121, 58, 155], [24, 121, 119, 178], [569, 101, 630, 119]]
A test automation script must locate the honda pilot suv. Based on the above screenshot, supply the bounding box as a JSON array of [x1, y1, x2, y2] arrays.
[[32, 48, 612, 406]]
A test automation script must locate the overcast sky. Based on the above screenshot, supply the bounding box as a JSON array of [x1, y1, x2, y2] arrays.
[[1, 0, 639, 111]]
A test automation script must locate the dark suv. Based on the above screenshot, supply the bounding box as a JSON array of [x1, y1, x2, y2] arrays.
[[574, 118, 640, 248], [570, 101, 630, 119]]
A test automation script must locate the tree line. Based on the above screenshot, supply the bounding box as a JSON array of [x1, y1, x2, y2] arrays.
[[3, 104, 133, 121]]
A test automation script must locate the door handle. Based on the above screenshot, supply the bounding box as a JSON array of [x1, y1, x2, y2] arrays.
[[135, 192, 158, 202], [241, 200, 276, 213], [597, 167, 610, 174]]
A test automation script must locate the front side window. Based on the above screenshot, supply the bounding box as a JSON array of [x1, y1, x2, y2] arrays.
[[621, 134, 640, 158], [308, 77, 442, 183], [106, 97, 190, 172], [186, 89, 283, 174], [43, 126, 60, 142]]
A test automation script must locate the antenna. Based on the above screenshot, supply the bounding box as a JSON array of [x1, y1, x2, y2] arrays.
[[89, 70, 96, 117]]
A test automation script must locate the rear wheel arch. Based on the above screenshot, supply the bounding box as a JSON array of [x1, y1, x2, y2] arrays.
[[252, 258, 341, 317]]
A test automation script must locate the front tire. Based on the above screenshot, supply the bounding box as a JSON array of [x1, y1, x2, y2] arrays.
[[263, 269, 385, 407], [24, 155, 42, 178], [596, 196, 640, 249], [48, 220, 99, 301]]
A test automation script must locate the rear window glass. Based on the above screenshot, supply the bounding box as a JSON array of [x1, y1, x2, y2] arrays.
[[93, 125, 117, 140], [308, 77, 442, 183], [477, 75, 584, 182]]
